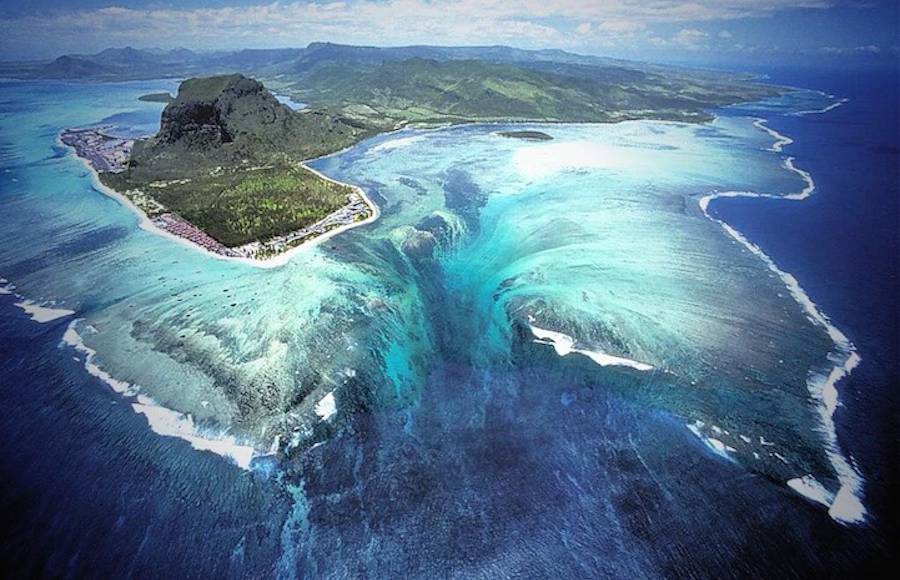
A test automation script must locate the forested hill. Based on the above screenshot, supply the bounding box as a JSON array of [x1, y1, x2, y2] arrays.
[[3, 42, 780, 126]]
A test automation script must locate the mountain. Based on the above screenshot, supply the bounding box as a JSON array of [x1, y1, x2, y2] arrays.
[[102, 74, 371, 249], [94, 46, 164, 65], [39, 55, 115, 78], [292, 42, 624, 70], [3, 42, 779, 125], [28, 44, 784, 250], [2, 42, 759, 86], [128, 74, 366, 180]]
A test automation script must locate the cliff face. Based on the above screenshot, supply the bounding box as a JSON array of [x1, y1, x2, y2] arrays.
[[129, 74, 365, 179], [155, 75, 279, 147]]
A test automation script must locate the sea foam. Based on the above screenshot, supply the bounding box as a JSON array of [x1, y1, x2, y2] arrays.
[[529, 322, 654, 372], [753, 118, 793, 153], [687, 421, 735, 461], [1, 277, 75, 322], [61, 320, 257, 470], [696, 114, 867, 525], [315, 391, 337, 421], [14, 300, 75, 323], [791, 96, 849, 116]]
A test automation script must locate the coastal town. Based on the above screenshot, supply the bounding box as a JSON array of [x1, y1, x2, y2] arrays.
[[61, 126, 375, 261], [60, 127, 132, 173]]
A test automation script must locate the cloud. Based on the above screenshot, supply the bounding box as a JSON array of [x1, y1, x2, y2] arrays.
[[672, 28, 709, 48], [718, 30, 733, 38], [0, 0, 840, 60], [821, 44, 882, 54], [596, 20, 647, 33]]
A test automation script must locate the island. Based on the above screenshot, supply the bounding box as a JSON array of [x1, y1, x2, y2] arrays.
[[497, 130, 553, 141], [49, 44, 784, 262], [137, 92, 174, 103]]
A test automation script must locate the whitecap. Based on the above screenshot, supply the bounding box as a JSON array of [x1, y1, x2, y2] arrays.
[[14, 300, 75, 323], [753, 118, 793, 153], [696, 114, 867, 525], [529, 323, 654, 372], [791, 97, 849, 116], [61, 320, 257, 470], [686, 421, 733, 461], [787, 475, 834, 508], [131, 402, 256, 470], [315, 391, 337, 421]]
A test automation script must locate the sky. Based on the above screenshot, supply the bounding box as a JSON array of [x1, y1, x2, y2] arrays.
[[0, 0, 897, 67]]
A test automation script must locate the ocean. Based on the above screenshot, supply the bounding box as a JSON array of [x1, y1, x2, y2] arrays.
[[0, 67, 895, 577]]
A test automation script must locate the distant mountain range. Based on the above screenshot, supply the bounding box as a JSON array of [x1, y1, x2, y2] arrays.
[[2, 43, 642, 81], [2, 43, 779, 127]]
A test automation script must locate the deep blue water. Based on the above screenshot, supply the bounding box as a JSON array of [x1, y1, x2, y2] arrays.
[[711, 66, 899, 552], [1, 67, 896, 577]]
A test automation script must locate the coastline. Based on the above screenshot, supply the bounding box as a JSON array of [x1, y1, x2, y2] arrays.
[[696, 100, 867, 525], [60, 131, 381, 270]]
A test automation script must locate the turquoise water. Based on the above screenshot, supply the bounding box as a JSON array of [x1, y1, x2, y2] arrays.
[[0, 78, 879, 575]]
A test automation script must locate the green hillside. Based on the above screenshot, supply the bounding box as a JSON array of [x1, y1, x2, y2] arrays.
[[276, 57, 780, 125]]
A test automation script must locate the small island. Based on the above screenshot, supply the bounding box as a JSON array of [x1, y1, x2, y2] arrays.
[[497, 130, 553, 141], [137, 92, 174, 103]]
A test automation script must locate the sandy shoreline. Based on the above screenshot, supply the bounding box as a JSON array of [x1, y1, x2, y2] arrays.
[[60, 132, 381, 270]]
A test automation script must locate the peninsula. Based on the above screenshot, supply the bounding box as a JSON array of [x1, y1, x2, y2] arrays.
[[67, 74, 376, 261]]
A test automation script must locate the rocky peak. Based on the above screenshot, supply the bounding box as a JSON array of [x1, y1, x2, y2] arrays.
[[154, 74, 285, 148], [127, 73, 366, 180]]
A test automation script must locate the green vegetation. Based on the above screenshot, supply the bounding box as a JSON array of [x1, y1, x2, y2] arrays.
[[103, 164, 352, 247], [127, 74, 371, 182], [137, 92, 174, 103], [279, 57, 781, 126], [6, 43, 782, 127], [107, 74, 364, 248], [266, 45, 781, 127], [498, 130, 553, 141]]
